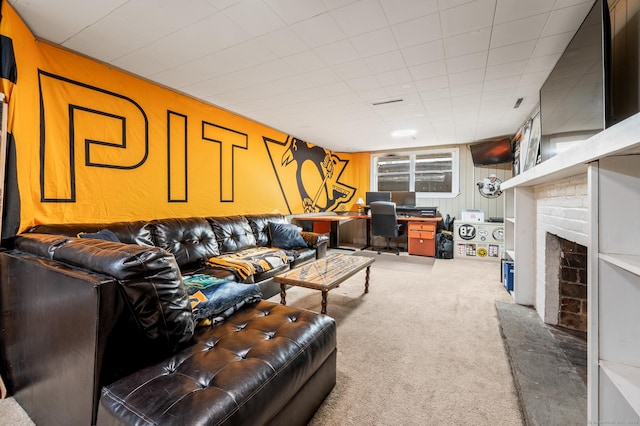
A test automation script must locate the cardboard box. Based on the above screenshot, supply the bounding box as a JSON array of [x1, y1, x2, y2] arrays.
[[461, 209, 484, 222]]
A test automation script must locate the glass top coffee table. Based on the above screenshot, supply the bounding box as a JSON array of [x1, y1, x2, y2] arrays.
[[275, 253, 375, 314]]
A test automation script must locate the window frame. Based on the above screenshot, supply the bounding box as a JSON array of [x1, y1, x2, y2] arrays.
[[370, 147, 460, 199]]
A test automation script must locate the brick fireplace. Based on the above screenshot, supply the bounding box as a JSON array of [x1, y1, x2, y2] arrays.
[[556, 236, 588, 333], [535, 175, 589, 328]]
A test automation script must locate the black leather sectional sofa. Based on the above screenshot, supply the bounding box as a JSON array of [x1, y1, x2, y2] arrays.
[[0, 214, 336, 425]]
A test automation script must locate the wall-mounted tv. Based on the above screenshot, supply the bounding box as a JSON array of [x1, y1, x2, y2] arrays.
[[469, 138, 513, 166], [539, 0, 611, 161]]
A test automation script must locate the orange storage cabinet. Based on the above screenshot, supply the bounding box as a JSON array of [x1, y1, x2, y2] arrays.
[[408, 222, 436, 257]]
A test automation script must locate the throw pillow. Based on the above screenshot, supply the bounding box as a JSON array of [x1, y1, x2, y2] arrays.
[[78, 229, 120, 242], [268, 221, 307, 249]]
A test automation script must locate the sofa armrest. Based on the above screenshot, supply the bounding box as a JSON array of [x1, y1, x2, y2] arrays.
[[300, 231, 329, 258], [13, 234, 195, 351]]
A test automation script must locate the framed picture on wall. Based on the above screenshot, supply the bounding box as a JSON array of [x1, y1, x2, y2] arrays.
[[523, 112, 541, 172]]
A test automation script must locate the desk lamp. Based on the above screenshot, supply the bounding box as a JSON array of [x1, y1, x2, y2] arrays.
[[355, 197, 365, 214]]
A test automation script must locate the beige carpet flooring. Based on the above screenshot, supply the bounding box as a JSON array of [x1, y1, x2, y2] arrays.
[[0, 254, 523, 426], [271, 252, 524, 426]]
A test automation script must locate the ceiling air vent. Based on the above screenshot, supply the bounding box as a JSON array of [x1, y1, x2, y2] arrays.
[[372, 98, 403, 106]]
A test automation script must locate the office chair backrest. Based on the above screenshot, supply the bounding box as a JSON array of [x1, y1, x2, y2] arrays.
[[370, 201, 400, 238]]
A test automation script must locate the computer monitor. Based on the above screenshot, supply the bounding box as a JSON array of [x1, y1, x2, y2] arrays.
[[365, 191, 391, 205], [391, 191, 416, 208]]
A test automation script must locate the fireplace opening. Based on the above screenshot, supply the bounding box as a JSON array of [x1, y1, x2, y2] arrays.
[[550, 234, 588, 338]]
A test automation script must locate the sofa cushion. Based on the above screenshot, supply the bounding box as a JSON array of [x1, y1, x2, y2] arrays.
[[245, 214, 288, 246], [98, 301, 337, 426], [268, 221, 307, 249], [290, 248, 317, 268], [78, 229, 120, 242], [150, 217, 220, 267], [29, 221, 155, 246], [207, 216, 257, 253]]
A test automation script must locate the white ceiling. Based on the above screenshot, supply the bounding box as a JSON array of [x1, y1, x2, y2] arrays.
[[9, 0, 596, 152]]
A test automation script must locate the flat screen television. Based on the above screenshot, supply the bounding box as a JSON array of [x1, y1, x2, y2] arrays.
[[469, 138, 513, 166], [539, 0, 611, 161], [391, 191, 416, 208], [365, 191, 391, 205]]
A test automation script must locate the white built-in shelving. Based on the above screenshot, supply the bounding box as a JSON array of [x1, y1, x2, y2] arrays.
[[501, 112, 640, 424]]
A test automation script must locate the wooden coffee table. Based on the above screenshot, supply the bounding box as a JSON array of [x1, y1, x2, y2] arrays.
[[275, 253, 375, 314]]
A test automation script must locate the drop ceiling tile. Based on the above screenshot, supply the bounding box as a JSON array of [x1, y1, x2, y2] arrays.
[[482, 75, 521, 91], [314, 39, 360, 65], [303, 68, 341, 86], [488, 40, 537, 66], [321, 0, 359, 10], [485, 60, 527, 80], [380, 0, 439, 25], [11, 0, 128, 43], [449, 82, 483, 97], [517, 70, 552, 88], [409, 60, 447, 80], [421, 88, 452, 103], [376, 69, 413, 86], [490, 13, 549, 49], [332, 0, 387, 37], [446, 51, 488, 74], [437, 0, 475, 12], [448, 68, 485, 85], [332, 59, 373, 80], [481, 87, 516, 101], [258, 27, 309, 57], [114, 0, 218, 39], [206, 0, 244, 10], [283, 50, 328, 73], [150, 49, 241, 88], [364, 51, 406, 74], [493, 0, 555, 25], [63, 14, 150, 63], [292, 12, 346, 48], [347, 75, 382, 92], [265, 0, 328, 24], [541, 2, 594, 37], [401, 40, 446, 67], [531, 31, 575, 57], [524, 53, 562, 73], [351, 27, 399, 58], [222, 0, 286, 37], [392, 13, 442, 48], [443, 27, 491, 57], [358, 88, 391, 102], [415, 75, 450, 92], [440, 0, 496, 37]]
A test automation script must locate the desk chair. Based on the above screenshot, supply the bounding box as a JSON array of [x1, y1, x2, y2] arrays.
[[370, 201, 404, 255]]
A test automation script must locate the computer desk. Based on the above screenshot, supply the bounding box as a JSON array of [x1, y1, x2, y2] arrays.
[[292, 214, 441, 252], [292, 214, 369, 250]]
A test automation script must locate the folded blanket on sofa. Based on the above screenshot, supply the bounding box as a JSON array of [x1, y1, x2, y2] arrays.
[[183, 274, 261, 324], [205, 247, 289, 280]]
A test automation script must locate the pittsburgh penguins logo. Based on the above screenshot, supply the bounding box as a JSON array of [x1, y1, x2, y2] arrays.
[[265, 136, 356, 213]]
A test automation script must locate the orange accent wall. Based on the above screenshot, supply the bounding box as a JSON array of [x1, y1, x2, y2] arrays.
[[0, 2, 370, 233]]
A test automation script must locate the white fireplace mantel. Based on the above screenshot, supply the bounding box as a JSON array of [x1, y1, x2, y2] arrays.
[[501, 112, 640, 190]]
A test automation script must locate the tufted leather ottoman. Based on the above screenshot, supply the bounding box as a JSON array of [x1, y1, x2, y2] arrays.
[[97, 301, 337, 426]]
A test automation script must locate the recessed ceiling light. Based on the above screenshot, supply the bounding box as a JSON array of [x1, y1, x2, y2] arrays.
[[391, 129, 417, 138]]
